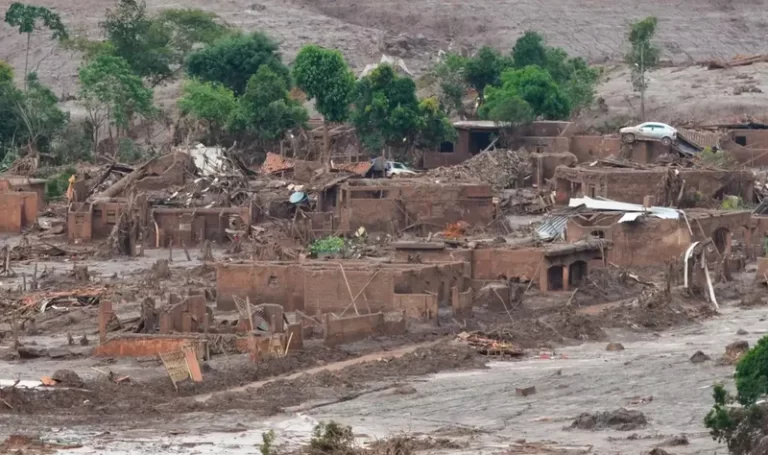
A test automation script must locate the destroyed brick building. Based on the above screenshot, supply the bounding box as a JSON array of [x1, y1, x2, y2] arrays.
[[553, 165, 754, 205], [556, 197, 752, 267], [392, 240, 607, 293], [216, 260, 468, 320]]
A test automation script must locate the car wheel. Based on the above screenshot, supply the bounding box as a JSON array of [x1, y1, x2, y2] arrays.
[[661, 136, 672, 146], [622, 133, 635, 144]]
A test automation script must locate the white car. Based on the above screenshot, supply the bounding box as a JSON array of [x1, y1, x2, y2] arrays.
[[386, 162, 418, 178], [620, 122, 677, 146]]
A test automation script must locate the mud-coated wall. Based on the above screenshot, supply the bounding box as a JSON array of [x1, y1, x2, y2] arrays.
[[339, 182, 494, 234], [554, 167, 754, 205], [216, 263, 304, 311], [216, 262, 466, 315], [472, 248, 545, 282]]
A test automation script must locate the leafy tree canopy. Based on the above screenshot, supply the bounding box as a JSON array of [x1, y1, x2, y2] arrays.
[[86, 0, 228, 84], [4, 3, 68, 40], [178, 78, 236, 140], [227, 66, 308, 142], [292, 45, 354, 124], [464, 46, 511, 97], [350, 64, 425, 152], [512, 30, 547, 69], [79, 54, 154, 128], [482, 65, 571, 121], [430, 52, 469, 116], [186, 32, 289, 96], [416, 96, 456, 149]]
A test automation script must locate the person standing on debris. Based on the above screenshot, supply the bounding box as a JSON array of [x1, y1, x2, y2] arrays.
[[66, 174, 76, 203]]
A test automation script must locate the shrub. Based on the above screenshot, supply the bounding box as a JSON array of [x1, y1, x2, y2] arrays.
[[308, 421, 355, 455], [309, 236, 345, 257]]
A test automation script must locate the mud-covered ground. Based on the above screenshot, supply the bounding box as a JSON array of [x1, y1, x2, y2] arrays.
[[0, 301, 761, 454]]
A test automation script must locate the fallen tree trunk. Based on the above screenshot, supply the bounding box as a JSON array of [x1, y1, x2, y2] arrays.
[[99, 160, 151, 199]]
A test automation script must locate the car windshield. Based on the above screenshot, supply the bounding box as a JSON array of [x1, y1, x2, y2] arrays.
[[392, 163, 405, 169]]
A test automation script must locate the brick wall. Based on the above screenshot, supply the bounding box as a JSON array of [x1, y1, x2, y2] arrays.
[[392, 293, 438, 320], [17, 192, 37, 228], [451, 287, 473, 319], [339, 181, 494, 234], [324, 312, 384, 346], [94, 335, 207, 357], [151, 207, 250, 247], [216, 263, 304, 311], [531, 152, 578, 186], [68, 204, 93, 242], [554, 167, 754, 205], [472, 248, 545, 281], [569, 136, 622, 162], [423, 149, 472, 169], [304, 268, 395, 315], [393, 247, 474, 264], [0, 193, 24, 232]]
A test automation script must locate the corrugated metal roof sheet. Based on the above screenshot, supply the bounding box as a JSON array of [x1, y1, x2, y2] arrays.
[[568, 196, 680, 220], [536, 205, 586, 241]]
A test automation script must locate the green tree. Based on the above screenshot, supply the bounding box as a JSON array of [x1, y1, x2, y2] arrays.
[[154, 8, 228, 60], [544, 47, 600, 115], [416, 97, 456, 149], [483, 66, 571, 121], [736, 337, 768, 406], [478, 93, 534, 125], [102, 0, 171, 81], [292, 45, 354, 159], [431, 52, 469, 116], [186, 32, 289, 96], [15, 72, 68, 153], [0, 67, 27, 157], [228, 66, 308, 145], [4, 3, 68, 88], [71, 2, 227, 84], [0, 60, 14, 84], [625, 16, 660, 121], [349, 64, 424, 153], [512, 31, 547, 69], [178, 79, 237, 142], [464, 46, 511, 100], [78, 55, 154, 152]]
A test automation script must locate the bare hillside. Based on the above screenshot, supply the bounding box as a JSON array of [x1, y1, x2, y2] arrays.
[[1, 0, 768, 123]]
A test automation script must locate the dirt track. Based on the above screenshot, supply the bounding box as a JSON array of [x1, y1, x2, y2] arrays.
[[3, 303, 761, 454]]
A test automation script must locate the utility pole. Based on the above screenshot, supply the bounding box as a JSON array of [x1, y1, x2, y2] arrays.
[[640, 45, 645, 122]]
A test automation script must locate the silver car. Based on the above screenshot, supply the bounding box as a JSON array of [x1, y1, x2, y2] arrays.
[[620, 122, 677, 146]]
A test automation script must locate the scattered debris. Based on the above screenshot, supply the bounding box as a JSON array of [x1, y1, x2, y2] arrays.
[[457, 332, 524, 357], [516, 386, 536, 397], [606, 342, 625, 352], [722, 340, 750, 365], [571, 408, 647, 431], [660, 435, 689, 447], [425, 148, 532, 190], [737, 329, 749, 335], [690, 351, 711, 364]]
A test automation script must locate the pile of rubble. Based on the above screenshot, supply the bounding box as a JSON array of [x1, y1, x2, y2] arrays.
[[425, 149, 531, 190]]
